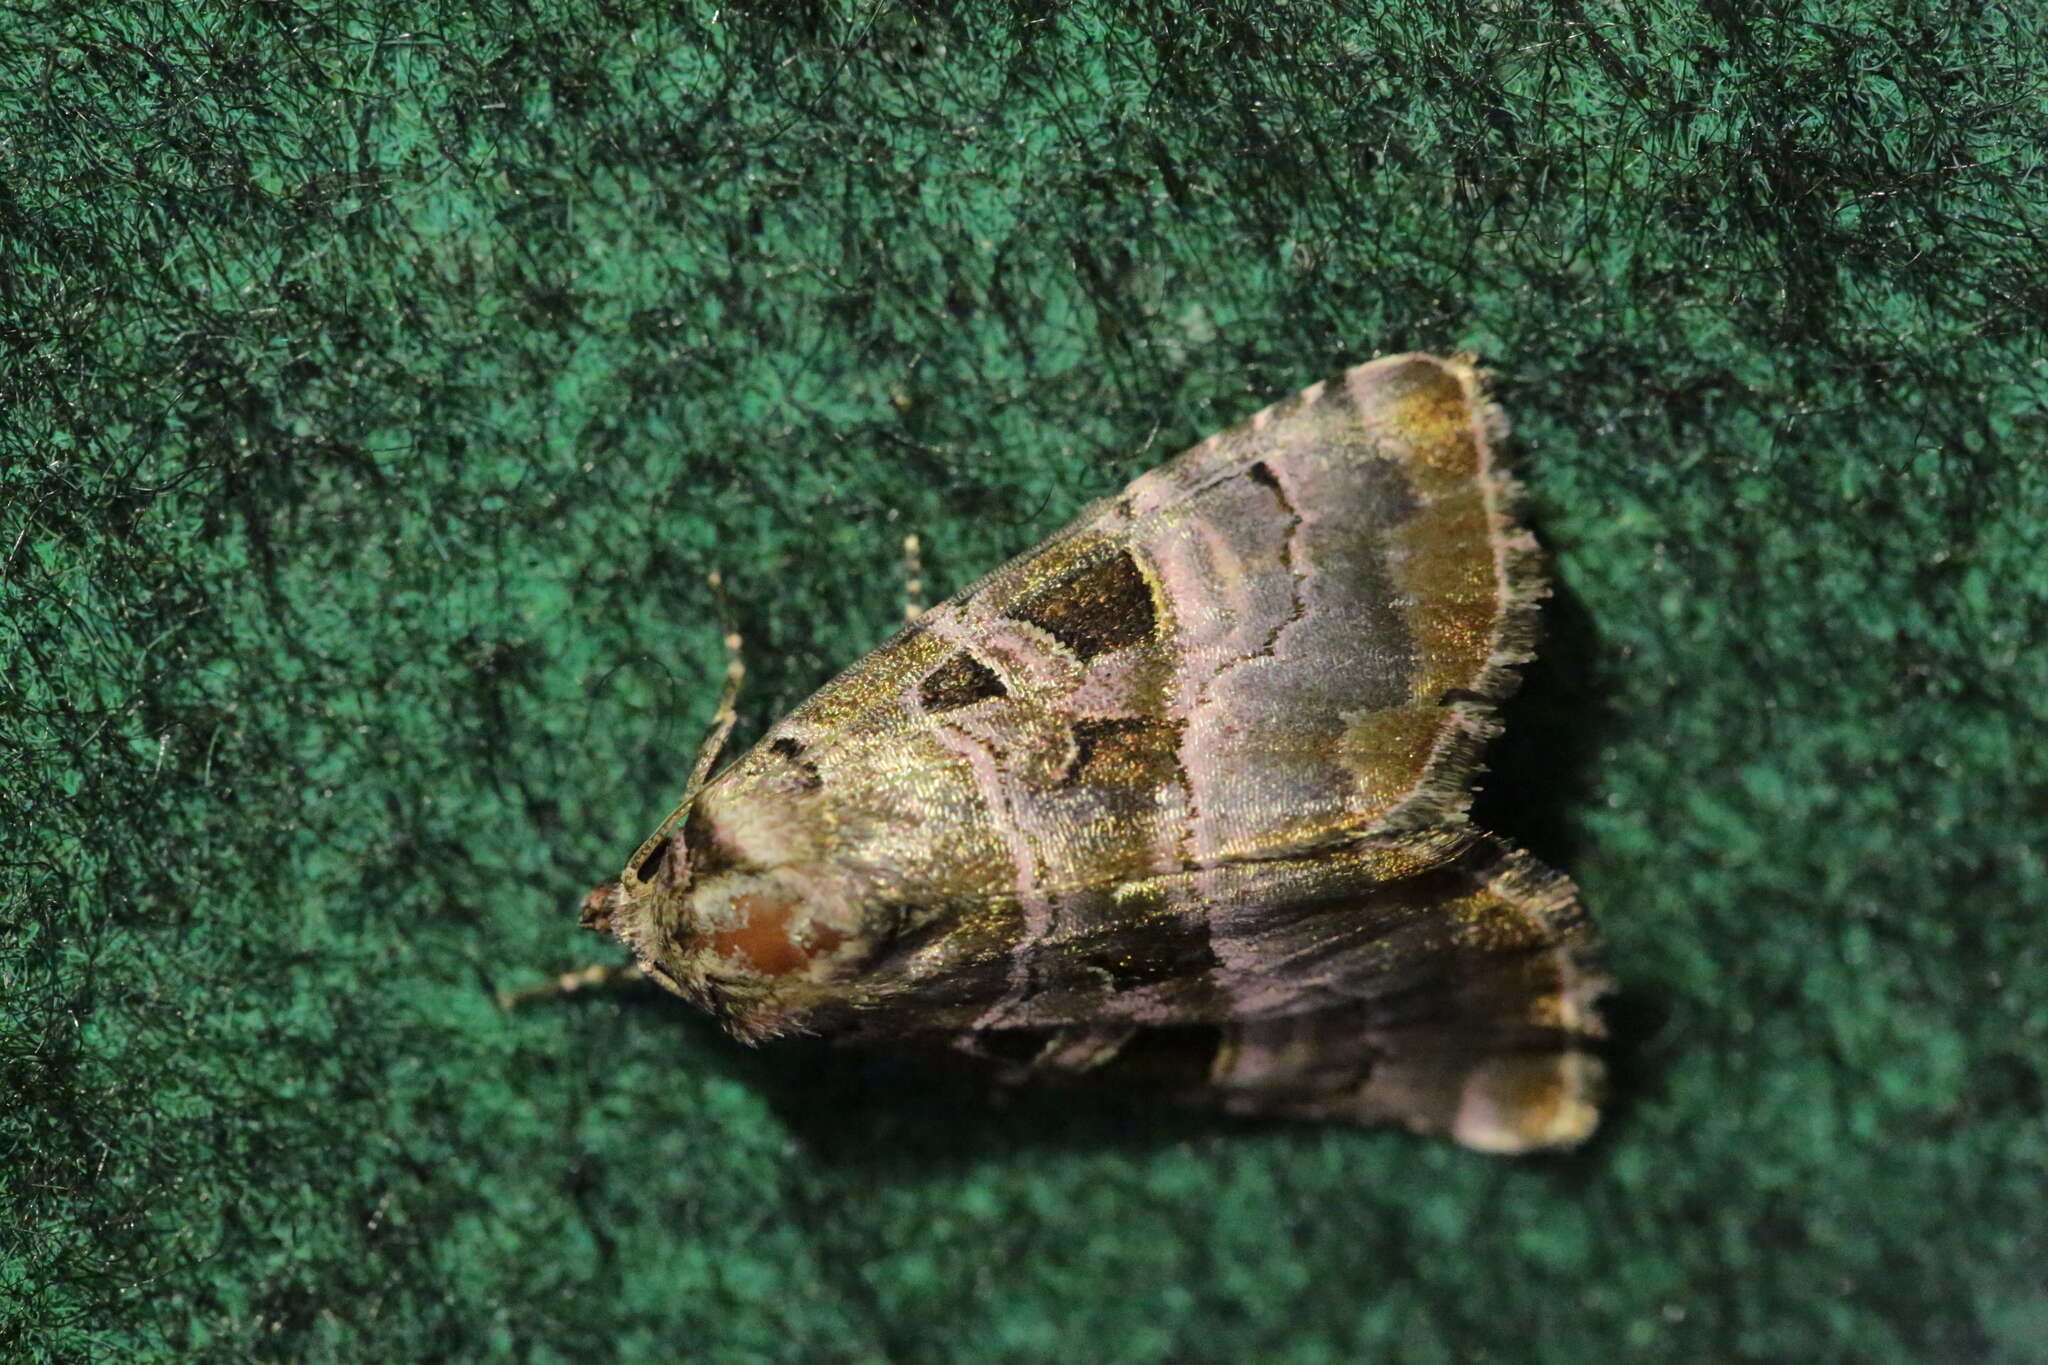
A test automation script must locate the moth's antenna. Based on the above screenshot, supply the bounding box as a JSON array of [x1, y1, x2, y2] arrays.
[[684, 569, 746, 802]]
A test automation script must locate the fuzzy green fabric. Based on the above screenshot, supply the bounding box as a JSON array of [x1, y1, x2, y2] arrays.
[[6, 4, 2046, 1361]]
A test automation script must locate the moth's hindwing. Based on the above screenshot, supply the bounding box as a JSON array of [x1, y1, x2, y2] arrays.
[[589, 353, 1606, 1153]]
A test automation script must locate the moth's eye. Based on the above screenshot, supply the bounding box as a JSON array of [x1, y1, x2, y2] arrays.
[[634, 839, 669, 883]]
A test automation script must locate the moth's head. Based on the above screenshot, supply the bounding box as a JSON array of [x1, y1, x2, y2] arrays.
[[578, 774, 868, 1038]]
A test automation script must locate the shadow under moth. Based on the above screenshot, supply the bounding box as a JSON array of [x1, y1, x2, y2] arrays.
[[576, 353, 1607, 1153]]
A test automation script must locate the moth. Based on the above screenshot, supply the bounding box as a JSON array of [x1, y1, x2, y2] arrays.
[[577, 353, 1606, 1152]]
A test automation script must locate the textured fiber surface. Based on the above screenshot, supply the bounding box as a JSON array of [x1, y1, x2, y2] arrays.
[[5, 4, 2046, 1362]]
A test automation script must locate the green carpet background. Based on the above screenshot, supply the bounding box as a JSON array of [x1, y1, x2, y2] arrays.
[[6, 3, 2046, 1361]]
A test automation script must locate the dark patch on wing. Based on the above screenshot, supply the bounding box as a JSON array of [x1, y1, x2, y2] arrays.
[[1061, 715, 1185, 790], [1243, 459, 1304, 659], [918, 652, 1008, 711], [1009, 547, 1156, 660], [1081, 913, 1219, 991], [768, 734, 822, 792]]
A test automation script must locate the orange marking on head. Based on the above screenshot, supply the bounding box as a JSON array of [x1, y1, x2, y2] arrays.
[[709, 892, 845, 976]]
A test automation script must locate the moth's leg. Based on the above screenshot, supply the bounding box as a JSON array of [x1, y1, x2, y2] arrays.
[[495, 960, 646, 1010], [901, 533, 926, 622]]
